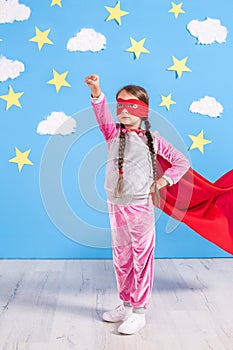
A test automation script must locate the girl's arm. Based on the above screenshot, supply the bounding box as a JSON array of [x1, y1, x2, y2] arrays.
[[85, 74, 118, 142], [155, 131, 190, 186], [91, 94, 118, 142]]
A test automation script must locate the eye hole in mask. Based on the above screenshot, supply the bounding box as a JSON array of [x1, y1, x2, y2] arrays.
[[116, 98, 149, 118], [117, 103, 124, 109], [128, 103, 138, 109], [117, 102, 138, 109]]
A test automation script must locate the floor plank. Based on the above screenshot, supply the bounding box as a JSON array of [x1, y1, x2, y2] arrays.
[[0, 258, 232, 350]]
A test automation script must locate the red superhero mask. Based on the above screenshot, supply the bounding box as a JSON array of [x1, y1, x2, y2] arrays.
[[116, 98, 149, 118]]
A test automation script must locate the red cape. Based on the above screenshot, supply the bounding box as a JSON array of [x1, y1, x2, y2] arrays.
[[156, 155, 233, 255]]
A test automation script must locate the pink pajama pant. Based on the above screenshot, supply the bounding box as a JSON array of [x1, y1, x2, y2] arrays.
[[108, 198, 155, 308]]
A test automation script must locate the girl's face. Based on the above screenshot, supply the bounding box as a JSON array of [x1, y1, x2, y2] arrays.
[[117, 90, 142, 129]]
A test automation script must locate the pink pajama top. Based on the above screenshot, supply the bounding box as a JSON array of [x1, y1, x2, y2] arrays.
[[91, 93, 190, 205]]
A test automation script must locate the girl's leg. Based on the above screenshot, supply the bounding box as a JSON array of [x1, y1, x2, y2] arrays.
[[108, 199, 155, 308], [130, 229, 155, 308], [113, 243, 134, 303], [107, 199, 155, 334], [127, 199, 155, 308], [108, 202, 134, 303]]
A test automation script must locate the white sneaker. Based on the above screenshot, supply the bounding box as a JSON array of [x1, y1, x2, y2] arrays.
[[102, 304, 132, 323], [118, 313, 146, 335]]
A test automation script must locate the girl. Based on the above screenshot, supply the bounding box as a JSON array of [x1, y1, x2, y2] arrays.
[[84, 74, 190, 335]]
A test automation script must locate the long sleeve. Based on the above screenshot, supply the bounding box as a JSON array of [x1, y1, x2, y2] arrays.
[[155, 131, 190, 185], [91, 93, 118, 142]]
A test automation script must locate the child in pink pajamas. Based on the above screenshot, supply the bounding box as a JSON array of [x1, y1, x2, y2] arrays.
[[85, 74, 190, 335]]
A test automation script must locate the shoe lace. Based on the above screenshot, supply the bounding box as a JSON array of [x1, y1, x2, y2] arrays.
[[115, 304, 124, 312]]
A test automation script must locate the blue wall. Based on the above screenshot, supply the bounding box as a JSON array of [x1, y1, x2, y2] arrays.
[[0, 0, 232, 258]]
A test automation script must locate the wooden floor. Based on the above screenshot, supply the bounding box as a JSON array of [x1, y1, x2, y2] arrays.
[[0, 259, 233, 350]]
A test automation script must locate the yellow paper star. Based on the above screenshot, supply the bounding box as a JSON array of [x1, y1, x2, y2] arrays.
[[105, 1, 128, 25], [29, 27, 54, 51], [9, 147, 33, 172], [167, 56, 192, 78], [47, 69, 71, 93], [50, 0, 62, 7], [168, 2, 185, 19], [126, 37, 150, 60], [188, 130, 212, 154], [159, 94, 176, 110], [0, 85, 24, 110]]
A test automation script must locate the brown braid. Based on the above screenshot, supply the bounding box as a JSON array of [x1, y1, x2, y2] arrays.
[[144, 118, 160, 205], [114, 123, 126, 197], [144, 119, 157, 181]]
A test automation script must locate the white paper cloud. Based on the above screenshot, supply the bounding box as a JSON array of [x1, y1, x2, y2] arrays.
[[187, 18, 227, 45], [66, 28, 106, 52], [0, 0, 31, 24], [189, 96, 223, 118], [37, 112, 76, 135], [0, 55, 25, 82]]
